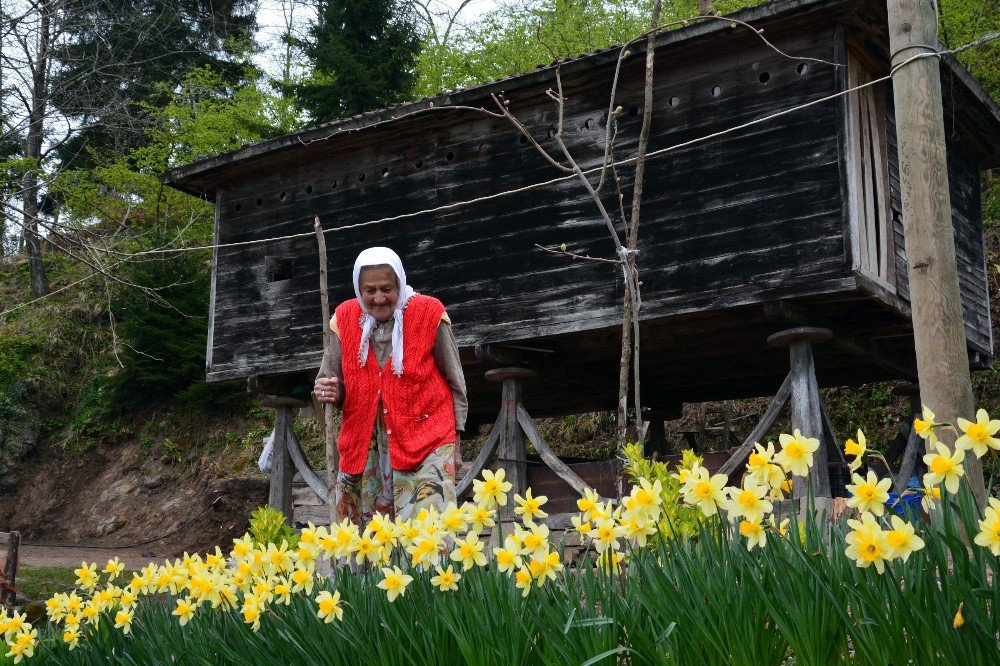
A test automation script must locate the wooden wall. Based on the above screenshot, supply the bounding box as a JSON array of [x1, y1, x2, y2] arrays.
[[208, 25, 852, 399]]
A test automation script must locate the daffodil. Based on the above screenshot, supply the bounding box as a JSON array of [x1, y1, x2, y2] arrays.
[[920, 485, 941, 512], [104, 556, 125, 580], [844, 429, 867, 471], [591, 515, 625, 553], [571, 515, 592, 537], [466, 503, 496, 533], [682, 467, 728, 516], [173, 596, 197, 626], [596, 548, 624, 572], [272, 579, 292, 605], [494, 545, 522, 574], [354, 530, 383, 567], [62, 627, 80, 650], [845, 471, 892, 516], [746, 442, 784, 488], [955, 409, 1000, 458], [74, 562, 98, 591], [885, 515, 925, 561], [532, 550, 563, 585], [922, 442, 965, 494], [576, 487, 602, 520], [513, 488, 549, 523], [114, 608, 134, 635], [5, 628, 37, 663], [723, 478, 773, 523], [775, 430, 820, 477], [407, 534, 443, 568], [845, 512, 891, 573], [914, 405, 944, 444], [431, 565, 461, 592], [377, 566, 413, 602], [290, 565, 315, 594], [450, 533, 488, 570], [315, 590, 343, 623], [241, 596, 263, 632], [974, 497, 1000, 556], [473, 468, 513, 508], [514, 567, 533, 597], [231, 534, 254, 560], [739, 519, 767, 550]]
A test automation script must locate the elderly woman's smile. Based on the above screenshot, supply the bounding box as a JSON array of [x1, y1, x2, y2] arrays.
[[358, 265, 400, 322]]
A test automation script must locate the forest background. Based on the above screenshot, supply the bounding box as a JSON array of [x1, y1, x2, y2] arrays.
[[0, 0, 998, 543]]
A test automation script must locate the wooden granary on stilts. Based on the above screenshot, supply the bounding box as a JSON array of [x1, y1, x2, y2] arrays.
[[165, 0, 999, 522]]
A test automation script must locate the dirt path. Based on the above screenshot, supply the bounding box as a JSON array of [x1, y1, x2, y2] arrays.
[[19, 544, 177, 570]]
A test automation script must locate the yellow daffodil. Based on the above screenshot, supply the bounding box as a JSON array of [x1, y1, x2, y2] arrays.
[[290, 566, 315, 594], [62, 627, 80, 650], [231, 534, 254, 560], [494, 545, 522, 574], [450, 533, 488, 570], [974, 497, 1000, 555], [74, 562, 98, 591], [846, 471, 892, 516], [885, 515, 925, 561], [914, 405, 944, 444], [767, 515, 790, 537], [354, 531, 383, 567], [955, 409, 1000, 458], [671, 461, 702, 487], [919, 485, 941, 512], [682, 467, 728, 516], [576, 487, 602, 520], [272, 579, 292, 605], [473, 468, 513, 508], [407, 534, 443, 568], [173, 596, 197, 626], [571, 515, 592, 537], [6, 628, 37, 663], [923, 442, 965, 494], [739, 519, 767, 550], [377, 566, 413, 602], [466, 502, 496, 533], [845, 512, 891, 573], [775, 430, 820, 477], [724, 478, 773, 523], [104, 556, 125, 580], [514, 567, 533, 597], [591, 515, 626, 553], [514, 488, 549, 523], [315, 590, 343, 623], [844, 429, 867, 471], [953, 602, 965, 629], [533, 550, 563, 585], [747, 443, 785, 489], [431, 565, 462, 592], [45, 595, 65, 622], [114, 608, 134, 635], [241, 596, 263, 632]]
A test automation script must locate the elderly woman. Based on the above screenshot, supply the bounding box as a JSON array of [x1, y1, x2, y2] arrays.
[[313, 247, 467, 528]]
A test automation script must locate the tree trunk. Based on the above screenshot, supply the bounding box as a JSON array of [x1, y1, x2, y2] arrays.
[[22, 1, 52, 297]]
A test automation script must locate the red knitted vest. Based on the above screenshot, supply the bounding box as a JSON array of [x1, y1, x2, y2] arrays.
[[336, 295, 456, 474]]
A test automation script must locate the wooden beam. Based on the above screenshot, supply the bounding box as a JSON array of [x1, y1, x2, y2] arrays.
[[887, 0, 983, 504], [719, 372, 792, 478], [517, 406, 592, 498], [765, 300, 917, 379], [268, 406, 295, 523], [286, 422, 328, 503]]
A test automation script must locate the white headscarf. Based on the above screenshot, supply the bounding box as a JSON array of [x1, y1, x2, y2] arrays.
[[352, 247, 416, 376]]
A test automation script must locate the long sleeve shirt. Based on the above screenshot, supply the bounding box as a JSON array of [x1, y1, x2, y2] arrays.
[[318, 312, 468, 432]]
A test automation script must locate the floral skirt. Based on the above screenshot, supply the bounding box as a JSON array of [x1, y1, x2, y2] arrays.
[[334, 413, 457, 529]]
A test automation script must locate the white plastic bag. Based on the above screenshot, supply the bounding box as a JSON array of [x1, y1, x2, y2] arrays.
[[258, 429, 276, 473]]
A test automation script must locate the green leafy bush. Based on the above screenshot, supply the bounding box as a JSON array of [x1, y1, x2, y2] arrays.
[[622, 443, 702, 541], [248, 506, 299, 550]]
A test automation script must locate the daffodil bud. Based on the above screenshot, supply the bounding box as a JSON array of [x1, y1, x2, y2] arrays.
[[614, 105, 623, 115], [560, 243, 567, 252], [953, 603, 965, 629], [622, 49, 631, 58]]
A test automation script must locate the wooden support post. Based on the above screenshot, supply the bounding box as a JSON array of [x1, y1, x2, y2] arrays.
[[769, 327, 832, 498], [887, 0, 983, 504], [644, 417, 668, 458], [1, 531, 19, 605], [486, 368, 533, 515], [892, 384, 924, 493], [261, 399, 296, 524]]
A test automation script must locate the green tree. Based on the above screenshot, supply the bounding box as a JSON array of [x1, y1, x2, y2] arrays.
[[295, 0, 422, 121], [50, 0, 258, 169]]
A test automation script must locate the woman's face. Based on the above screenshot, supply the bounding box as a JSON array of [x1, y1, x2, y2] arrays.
[[358, 265, 399, 322]]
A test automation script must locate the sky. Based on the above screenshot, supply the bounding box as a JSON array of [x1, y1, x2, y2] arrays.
[[253, 0, 501, 80]]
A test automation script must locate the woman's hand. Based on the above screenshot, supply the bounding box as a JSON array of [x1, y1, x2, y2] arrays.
[[314, 376, 342, 404]]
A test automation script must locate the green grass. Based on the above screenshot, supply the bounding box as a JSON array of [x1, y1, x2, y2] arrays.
[[13, 564, 79, 601]]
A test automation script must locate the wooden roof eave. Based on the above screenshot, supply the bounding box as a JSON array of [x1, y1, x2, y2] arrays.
[[161, 0, 852, 200]]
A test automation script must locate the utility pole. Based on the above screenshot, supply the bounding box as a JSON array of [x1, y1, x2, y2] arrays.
[[886, 0, 984, 503]]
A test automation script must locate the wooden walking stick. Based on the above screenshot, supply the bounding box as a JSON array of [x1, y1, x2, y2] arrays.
[[314, 217, 340, 523]]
